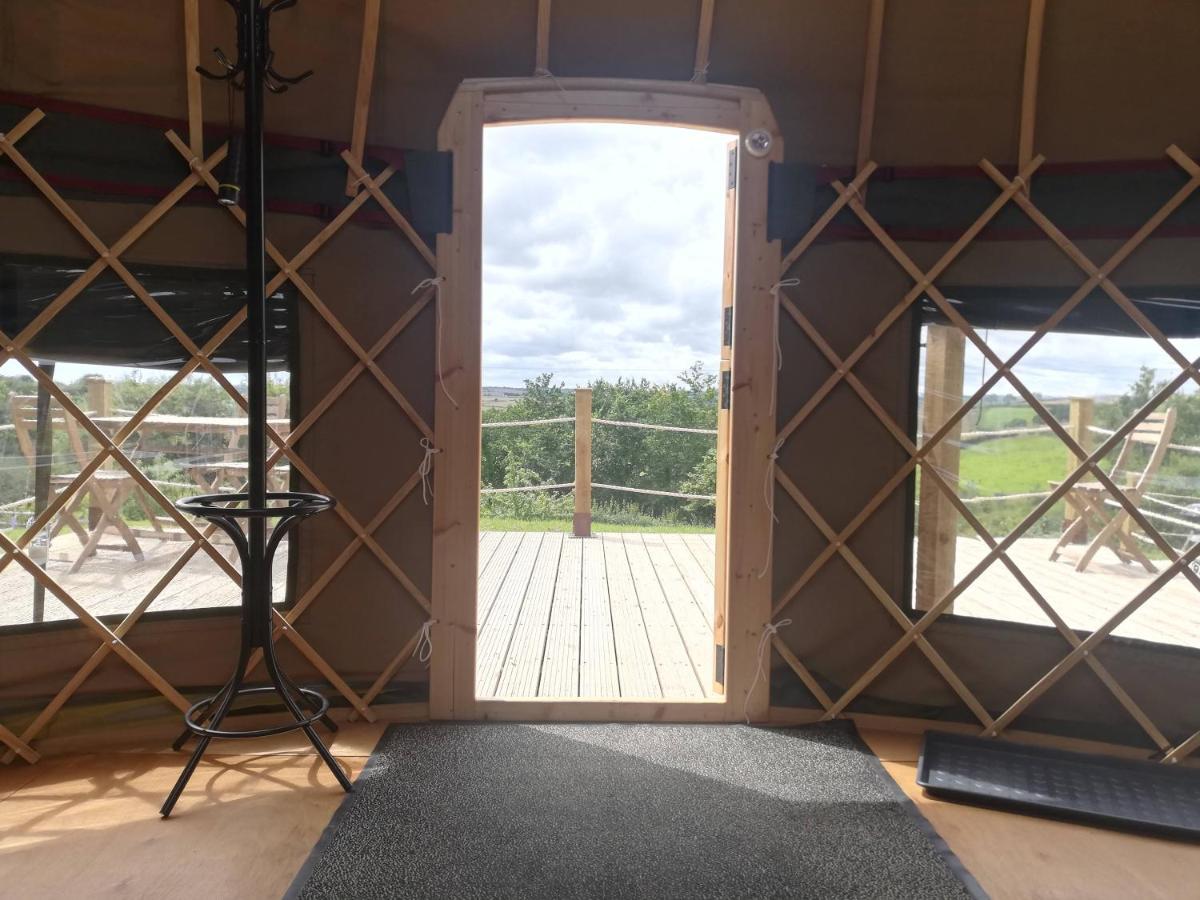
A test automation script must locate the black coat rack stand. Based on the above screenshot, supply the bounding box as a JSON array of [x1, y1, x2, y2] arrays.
[[161, 0, 351, 818]]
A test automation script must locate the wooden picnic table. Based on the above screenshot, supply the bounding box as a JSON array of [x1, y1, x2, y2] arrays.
[[90, 415, 291, 493], [90, 415, 289, 439]]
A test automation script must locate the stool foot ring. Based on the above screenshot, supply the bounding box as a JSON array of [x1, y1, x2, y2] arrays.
[[159, 492, 352, 818]]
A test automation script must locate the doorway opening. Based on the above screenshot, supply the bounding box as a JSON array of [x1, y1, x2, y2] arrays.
[[475, 121, 733, 701]]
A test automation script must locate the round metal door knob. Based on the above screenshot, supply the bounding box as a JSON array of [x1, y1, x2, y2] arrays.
[[744, 128, 773, 158]]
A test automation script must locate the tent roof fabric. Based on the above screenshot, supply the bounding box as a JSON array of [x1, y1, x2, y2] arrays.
[[2, 1, 1198, 164]]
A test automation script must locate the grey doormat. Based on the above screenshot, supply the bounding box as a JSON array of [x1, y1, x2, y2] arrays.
[[287, 722, 984, 899]]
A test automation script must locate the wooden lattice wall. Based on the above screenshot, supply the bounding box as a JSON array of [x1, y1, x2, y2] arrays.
[[0, 0, 1198, 762]]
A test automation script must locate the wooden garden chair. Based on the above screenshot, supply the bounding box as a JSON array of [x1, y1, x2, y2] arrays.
[[9, 394, 150, 572], [1049, 407, 1176, 574]]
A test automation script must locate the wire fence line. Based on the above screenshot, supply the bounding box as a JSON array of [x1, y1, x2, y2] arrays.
[[480, 416, 574, 429], [593, 483, 716, 501], [1088, 424, 1200, 455], [480, 482, 574, 495], [479, 482, 716, 501], [480, 407, 717, 507], [593, 418, 717, 435]]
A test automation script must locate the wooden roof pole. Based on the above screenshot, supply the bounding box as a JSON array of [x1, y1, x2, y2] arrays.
[[345, 0, 382, 197], [692, 0, 716, 83], [535, 0, 552, 74], [183, 0, 203, 158], [1019, 0, 1047, 186], [855, 0, 885, 187]]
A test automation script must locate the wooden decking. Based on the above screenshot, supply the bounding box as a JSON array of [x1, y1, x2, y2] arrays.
[[476, 531, 717, 700], [953, 536, 1200, 649], [0, 533, 282, 628], [1, 527, 1194, 658]]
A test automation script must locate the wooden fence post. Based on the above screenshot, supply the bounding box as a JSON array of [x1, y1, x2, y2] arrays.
[[84, 375, 113, 529], [574, 388, 592, 538], [1064, 396, 1094, 541], [916, 324, 965, 611], [85, 374, 112, 418]]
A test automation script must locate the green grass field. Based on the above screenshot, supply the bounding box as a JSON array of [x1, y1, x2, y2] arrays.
[[969, 403, 1066, 431], [958, 433, 1065, 497]]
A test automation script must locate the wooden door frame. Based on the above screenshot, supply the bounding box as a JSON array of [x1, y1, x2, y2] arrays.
[[431, 77, 782, 722]]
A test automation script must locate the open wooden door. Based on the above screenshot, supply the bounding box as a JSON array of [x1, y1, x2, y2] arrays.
[[710, 140, 737, 695]]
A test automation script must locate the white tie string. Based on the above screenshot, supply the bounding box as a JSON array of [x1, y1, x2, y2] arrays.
[[744, 617, 792, 725], [755, 279, 799, 580], [533, 66, 570, 98], [413, 276, 458, 410], [418, 438, 441, 505], [417, 619, 435, 664]]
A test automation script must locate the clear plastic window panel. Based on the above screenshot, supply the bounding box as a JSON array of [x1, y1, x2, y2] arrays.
[[0, 255, 293, 627], [914, 289, 1200, 650]]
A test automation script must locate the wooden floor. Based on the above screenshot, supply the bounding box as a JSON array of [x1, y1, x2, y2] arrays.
[[0, 721, 385, 900], [2, 721, 1196, 899], [0, 532, 286, 628], [860, 728, 1200, 900], [476, 531, 717, 700], [952, 536, 1200, 649]]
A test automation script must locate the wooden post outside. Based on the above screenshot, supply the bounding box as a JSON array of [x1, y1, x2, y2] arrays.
[[1064, 396, 1095, 541], [915, 325, 965, 611], [85, 374, 112, 417], [31, 362, 56, 623], [573, 388, 592, 538], [84, 374, 113, 529]]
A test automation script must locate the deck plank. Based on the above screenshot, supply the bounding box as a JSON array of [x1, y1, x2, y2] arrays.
[[476, 532, 543, 696], [496, 533, 563, 698], [539, 535, 583, 697], [478, 530, 502, 568], [682, 532, 717, 574], [578, 537, 620, 697], [641, 533, 713, 694], [600, 533, 661, 698], [661, 532, 715, 628], [622, 534, 704, 699], [477, 532, 522, 627]]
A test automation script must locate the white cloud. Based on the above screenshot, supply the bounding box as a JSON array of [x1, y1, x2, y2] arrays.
[[482, 122, 732, 387]]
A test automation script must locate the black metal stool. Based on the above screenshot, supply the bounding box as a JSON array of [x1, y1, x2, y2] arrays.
[[160, 491, 353, 817]]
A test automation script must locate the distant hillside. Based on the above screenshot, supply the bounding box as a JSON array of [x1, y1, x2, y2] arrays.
[[482, 385, 526, 409]]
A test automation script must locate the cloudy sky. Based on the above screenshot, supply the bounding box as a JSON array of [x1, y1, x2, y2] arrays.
[[481, 121, 1199, 401], [946, 330, 1200, 401], [481, 122, 732, 388]]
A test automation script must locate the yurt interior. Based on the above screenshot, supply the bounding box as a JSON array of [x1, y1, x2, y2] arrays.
[[1, 2, 1199, 897]]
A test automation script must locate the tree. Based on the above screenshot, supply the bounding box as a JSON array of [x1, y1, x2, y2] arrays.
[[481, 363, 719, 525]]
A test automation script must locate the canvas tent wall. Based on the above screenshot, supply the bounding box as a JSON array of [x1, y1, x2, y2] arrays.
[[0, 0, 1199, 761]]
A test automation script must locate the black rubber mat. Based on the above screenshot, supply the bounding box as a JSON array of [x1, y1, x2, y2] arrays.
[[917, 730, 1200, 840]]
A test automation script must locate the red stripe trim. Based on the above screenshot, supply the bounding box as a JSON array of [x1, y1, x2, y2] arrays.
[[3, 165, 1196, 241], [0, 90, 404, 163], [817, 223, 1200, 243], [4, 89, 1189, 180], [815, 156, 1181, 184]]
